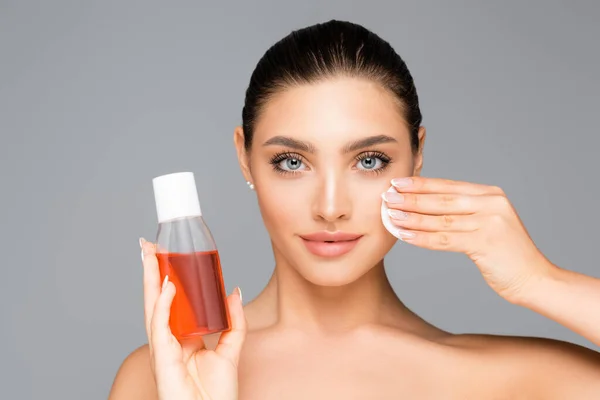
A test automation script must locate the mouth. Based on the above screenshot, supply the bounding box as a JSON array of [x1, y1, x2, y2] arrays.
[[299, 231, 363, 257]]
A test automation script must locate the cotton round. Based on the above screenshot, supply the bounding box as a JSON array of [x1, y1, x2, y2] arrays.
[[381, 185, 404, 240]]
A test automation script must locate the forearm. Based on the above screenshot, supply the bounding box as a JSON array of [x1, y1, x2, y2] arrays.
[[516, 263, 600, 348]]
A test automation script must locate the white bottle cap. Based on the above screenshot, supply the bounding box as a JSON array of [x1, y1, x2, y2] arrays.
[[152, 172, 202, 223]]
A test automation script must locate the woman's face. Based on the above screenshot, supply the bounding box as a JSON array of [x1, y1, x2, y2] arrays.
[[235, 77, 425, 286]]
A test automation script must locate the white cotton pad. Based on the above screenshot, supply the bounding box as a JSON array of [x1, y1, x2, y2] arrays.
[[381, 185, 402, 240]]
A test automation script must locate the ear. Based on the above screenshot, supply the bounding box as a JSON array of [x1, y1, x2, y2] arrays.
[[412, 126, 426, 176], [233, 126, 253, 183]]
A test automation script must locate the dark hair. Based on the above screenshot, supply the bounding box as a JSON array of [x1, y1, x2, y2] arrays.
[[241, 20, 423, 153]]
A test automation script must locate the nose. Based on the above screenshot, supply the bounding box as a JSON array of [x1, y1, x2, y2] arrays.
[[312, 170, 352, 222]]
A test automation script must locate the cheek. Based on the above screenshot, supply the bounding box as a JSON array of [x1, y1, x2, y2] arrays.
[[353, 187, 397, 259], [256, 183, 305, 234], [352, 182, 387, 230]]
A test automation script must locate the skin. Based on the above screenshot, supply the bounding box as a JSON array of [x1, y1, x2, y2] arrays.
[[109, 77, 600, 399]]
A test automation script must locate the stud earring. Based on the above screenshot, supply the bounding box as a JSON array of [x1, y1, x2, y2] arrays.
[[246, 181, 255, 190]]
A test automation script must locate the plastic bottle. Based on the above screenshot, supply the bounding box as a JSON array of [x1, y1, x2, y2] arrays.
[[152, 171, 231, 340]]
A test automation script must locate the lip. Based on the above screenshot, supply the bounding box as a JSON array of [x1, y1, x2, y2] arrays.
[[300, 231, 363, 242], [299, 231, 363, 257]]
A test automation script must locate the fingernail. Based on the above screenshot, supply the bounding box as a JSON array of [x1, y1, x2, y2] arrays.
[[382, 192, 404, 203], [237, 287, 243, 303], [139, 238, 145, 262], [395, 229, 416, 239], [162, 275, 169, 291], [391, 177, 412, 187], [388, 209, 408, 221]]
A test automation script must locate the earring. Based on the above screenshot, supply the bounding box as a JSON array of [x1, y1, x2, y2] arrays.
[[246, 181, 255, 190]]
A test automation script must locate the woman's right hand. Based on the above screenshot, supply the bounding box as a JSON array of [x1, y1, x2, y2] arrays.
[[140, 238, 247, 400]]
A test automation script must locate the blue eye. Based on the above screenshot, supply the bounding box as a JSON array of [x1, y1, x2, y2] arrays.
[[269, 152, 307, 174], [357, 157, 383, 170], [355, 151, 391, 173], [281, 157, 304, 171]]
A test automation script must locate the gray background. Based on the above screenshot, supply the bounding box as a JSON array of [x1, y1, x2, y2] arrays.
[[1, 1, 599, 399]]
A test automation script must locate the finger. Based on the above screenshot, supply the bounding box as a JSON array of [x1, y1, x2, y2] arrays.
[[150, 276, 181, 365], [390, 176, 504, 195], [215, 287, 247, 366], [396, 229, 473, 253], [383, 192, 497, 215], [387, 210, 481, 232], [141, 238, 160, 353]]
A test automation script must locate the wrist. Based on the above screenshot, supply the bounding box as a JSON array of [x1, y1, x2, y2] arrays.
[[511, 260, 562, 308]]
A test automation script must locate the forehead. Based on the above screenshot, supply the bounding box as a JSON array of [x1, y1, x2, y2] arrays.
[[253, 77, 411, 146]]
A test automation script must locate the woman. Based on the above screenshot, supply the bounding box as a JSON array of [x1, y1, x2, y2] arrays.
[[109, 20, 600, 399]]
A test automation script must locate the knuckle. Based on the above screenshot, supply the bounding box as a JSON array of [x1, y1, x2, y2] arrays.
[[438, 233, 451, 247], [489, 213, 504, 224], [440, 194, 455, 207], [409, 213, 423, 228], [489, 213, 508, 231], [492, 194, 510, 210], [441, 214, 454, 228], [414, 213, 424, 225], [410, 194, 419, 207]]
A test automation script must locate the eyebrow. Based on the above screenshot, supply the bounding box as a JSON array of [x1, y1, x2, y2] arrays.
[[263, 134, 397, 154], [342, 135, 397, 153], [263, 136, 316, 153]]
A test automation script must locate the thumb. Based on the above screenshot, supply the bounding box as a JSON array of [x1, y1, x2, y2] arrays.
[[215, 287, 247, 366]]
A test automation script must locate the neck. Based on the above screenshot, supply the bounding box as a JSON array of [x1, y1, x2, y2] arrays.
[[249, 243, 428, 335]]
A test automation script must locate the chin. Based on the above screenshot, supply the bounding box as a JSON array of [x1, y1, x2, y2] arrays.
[[296, 260, 368, 287]]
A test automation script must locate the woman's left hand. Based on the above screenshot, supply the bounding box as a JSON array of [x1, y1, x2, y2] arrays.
[[382, 176, 554, 303]]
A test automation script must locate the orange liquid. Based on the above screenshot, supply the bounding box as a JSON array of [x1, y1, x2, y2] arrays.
[[155, 250, 231, 340]]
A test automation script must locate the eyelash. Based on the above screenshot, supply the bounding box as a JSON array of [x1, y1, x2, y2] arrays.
[[356, 151, 392, 175], [268, 151, 393, 176], [269, 152, 306, 176]]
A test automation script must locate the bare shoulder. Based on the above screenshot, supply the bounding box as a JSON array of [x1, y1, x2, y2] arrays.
[[444, 333, 600, 399], [108, 344, 158, 400]]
